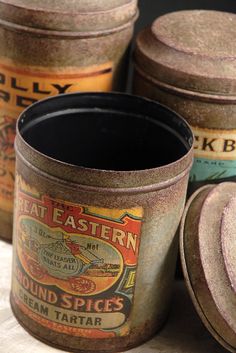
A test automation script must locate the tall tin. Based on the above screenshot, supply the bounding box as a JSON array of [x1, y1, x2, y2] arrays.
[[11, 92, 193, 352], [133, 10, 236, 193], [0, 0, 138, 241]]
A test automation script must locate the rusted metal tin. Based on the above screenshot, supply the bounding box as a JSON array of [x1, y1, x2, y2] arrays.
[[133, 10, 236, 194], [180, 182, 236, 352], [11, 92, 193, 352], [0, 0, 138, 241]]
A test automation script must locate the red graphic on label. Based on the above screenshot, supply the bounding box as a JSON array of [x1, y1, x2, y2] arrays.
[[13, 183, 143, 338], [69, 277, 96, 294]]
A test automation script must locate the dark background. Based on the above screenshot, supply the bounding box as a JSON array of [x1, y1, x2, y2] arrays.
[[136, 0, 236, 32]]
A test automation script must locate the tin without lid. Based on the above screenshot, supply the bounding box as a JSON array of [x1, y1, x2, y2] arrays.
[[135, 10, 236, 97], [0, 0, 138, 33], [12, 92, 193, 352], [180, 182, 236, 352], [16, 92, 193, 189]]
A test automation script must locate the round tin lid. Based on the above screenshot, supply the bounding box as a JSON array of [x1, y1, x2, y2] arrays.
[[180, 182, 236, 352], [135, 10, 236, 97], [0, 0, 138, 33], [221, 196, 236, 295]]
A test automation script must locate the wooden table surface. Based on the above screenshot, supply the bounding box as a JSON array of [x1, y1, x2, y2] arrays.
[[0, 240, 227, 353]]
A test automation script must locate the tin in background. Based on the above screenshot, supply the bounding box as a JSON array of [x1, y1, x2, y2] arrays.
[[133, 10, 236, 194], [11, 92, 193, 352], [0, 0, 138, 241]]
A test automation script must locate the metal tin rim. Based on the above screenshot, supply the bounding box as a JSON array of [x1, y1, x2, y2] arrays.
[[15, 92, 194, 190], [0, 0, 138, 35], [152, 10, 236, 61], [16, 148, 192, 195], [0, 0, 135, 15], [134, 10, 236, 97], [0, 11, 139, 38], [134, 64, 236, 104]]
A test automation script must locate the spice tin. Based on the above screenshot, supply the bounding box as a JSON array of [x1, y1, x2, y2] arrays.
[[180, 182, 236, 352], [0, 0, 138, 241], [133, 10, 236, 193], [11, 92, 193, 352]]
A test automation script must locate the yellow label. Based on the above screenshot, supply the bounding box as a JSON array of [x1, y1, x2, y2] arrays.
[[0, 59, 113, 213], [193, 126, 236, 160], [12, 175, 143, 338], [190, 126, 236, 182]]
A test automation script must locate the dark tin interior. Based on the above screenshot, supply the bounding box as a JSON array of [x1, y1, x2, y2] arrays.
[[19, 92, 192, 171]]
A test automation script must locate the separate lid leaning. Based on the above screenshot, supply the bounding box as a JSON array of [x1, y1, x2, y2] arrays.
[[0, 0, 138, 33], [135, 10, 236, 96], [180, 182, 236, 352]]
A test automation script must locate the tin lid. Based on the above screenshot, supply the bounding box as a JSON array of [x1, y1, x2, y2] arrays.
[[0, 0, 138, 34], [180, 182, 236, 352], [135, 10, 236, 97]]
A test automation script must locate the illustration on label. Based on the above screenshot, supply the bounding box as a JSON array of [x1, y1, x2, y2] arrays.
[[0, 59, 113, 212], [12, 176, 143, 338], [190, 126, 236, 182]]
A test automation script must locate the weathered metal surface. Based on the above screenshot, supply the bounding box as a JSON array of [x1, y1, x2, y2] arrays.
[[221, 196, 236, 294], [0, 0, 138, 242], [133, 10, 236, 192], [0, 240, 227, 353], [0, 0, 138, 32], [180, 182, 236, 352], [11, 92, 193, 352]]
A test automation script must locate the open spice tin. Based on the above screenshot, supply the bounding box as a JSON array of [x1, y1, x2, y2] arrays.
[[11, 92, 193, 353], [180, 182, 236, 352]]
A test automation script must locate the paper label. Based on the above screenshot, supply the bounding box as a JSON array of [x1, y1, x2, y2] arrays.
[[12, 176, 143, 338], [0, 59, 113, 212], [190, 126, 236, 181]]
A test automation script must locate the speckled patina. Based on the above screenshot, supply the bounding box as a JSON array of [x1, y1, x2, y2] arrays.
[[180, 183, 236, 352], [0, 0, 138, 241], [133, 10, 236, 193], [11, 92, 193, 352]]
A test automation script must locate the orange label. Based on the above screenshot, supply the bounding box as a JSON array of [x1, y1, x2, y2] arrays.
[[12, 176, 143, 338], [0, 59, 113, 212]]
